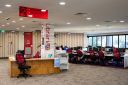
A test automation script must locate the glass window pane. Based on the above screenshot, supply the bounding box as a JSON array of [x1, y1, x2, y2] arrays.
[[119, 35, 125, 48], [97, 37, 101, 46], [93, 37, 96, 47], [88, 37, 92, 46], [126, 35, 128, 48], [113, 36, 118, 48], [106, 36, 112, 47], [102, 36, 106, 47]]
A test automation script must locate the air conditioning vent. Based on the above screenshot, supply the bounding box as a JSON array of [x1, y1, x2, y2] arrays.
[[74, 12, 87, 15], [32, 20, 38, 22], [104, 20, 112, 22], [6, 17, 10, 20]]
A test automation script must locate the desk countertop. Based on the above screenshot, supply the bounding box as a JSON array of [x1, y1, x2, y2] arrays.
[[9, 57, 56, 62]]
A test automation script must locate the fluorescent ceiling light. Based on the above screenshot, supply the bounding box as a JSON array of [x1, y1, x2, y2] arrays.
[[59, 2, 66, 5], [120, 20, 125, 23], [5, 4, 12, 7], [41, 9, 46, 12], [0, 11, 3, 13]]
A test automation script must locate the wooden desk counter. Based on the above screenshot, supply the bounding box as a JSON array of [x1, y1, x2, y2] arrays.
[[9, 57, 61, 77]]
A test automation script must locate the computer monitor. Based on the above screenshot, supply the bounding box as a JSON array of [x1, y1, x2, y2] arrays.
[[105, 48, 110, 52], [82, 47, 88, 51], [105, 48, 113, 52]]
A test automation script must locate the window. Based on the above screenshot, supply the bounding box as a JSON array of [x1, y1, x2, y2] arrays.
[[97, 37, 101, 46], [88, 37, 92, 46], [93, 37, 96, 47], [126, 35, 128, 48], [119, 35, 125, 48], [87, 34, 127, 48], [102, 36, 106, 47], [113, 36, 118, 48], [106, 36, 112, 47]]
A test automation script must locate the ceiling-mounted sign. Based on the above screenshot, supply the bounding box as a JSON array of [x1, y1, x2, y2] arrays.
[[19, 6, 48, 19]]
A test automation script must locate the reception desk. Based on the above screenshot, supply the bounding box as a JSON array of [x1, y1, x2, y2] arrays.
[[9, 57, 61, 77]]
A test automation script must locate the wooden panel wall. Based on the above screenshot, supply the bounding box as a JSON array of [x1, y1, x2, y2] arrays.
[[55, 32, 84, 47]]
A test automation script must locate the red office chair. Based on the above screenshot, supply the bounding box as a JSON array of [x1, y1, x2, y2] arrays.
[[98, 50, 105, 65], [88, 49, 96, 63], [16, 52, 31, 78], [113, 48, 120, 66], [34, 51, 40, 58]]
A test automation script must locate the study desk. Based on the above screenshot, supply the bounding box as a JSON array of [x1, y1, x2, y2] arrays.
[[9, 57, 61, 77]]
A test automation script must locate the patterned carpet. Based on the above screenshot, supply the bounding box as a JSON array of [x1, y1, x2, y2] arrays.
[[0, 59, 128, 85]]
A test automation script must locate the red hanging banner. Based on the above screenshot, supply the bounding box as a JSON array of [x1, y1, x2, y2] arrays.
[[19, 6, 48, 19], [24, 32, 33, 55]]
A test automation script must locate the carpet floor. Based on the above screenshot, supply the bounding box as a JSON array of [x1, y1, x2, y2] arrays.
[[0, 59, 128, 85]]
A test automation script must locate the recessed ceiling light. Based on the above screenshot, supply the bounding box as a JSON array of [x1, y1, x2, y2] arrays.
[[120, 20, 125, 23], [12, 21, 16, 23], [6, 23, 10, 25], [86, 17, 92, 20], [19, 18, 23, 21], [16, 28, 20, 30], [2, 25, 5, 27], [67, 22, 71, 25], [0, 11, 3, 13], [22, 25, 25, 28], [5, 4, 12, 7], [41, 9, 46, 12], [28, 15, 33, 17], [96, 25, 100, 27], [11, 30, 15, 32], [59, 2, 66, 5]]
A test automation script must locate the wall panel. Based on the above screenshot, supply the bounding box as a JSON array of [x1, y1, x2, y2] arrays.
[[55, 32, 84, 47], [0, 32, 19, 58]]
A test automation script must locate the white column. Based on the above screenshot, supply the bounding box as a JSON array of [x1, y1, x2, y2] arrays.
[[41, 24, 54, 58], [84, 33, 88, 47]]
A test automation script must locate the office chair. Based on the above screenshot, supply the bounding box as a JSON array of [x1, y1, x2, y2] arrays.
[[113, 48, 121, 66], [98, 50, 105, 65], [16, 53, 32, 78], [34, 51, 40, 58]]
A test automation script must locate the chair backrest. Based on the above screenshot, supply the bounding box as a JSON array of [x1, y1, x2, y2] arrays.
[[98, 51, 104, 58], [89, 50, 95, 57], [34, 51, 40, 58], [77, 49, 83, 55], [113, 48, 120, 59], [16, 53, 26, 66]]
